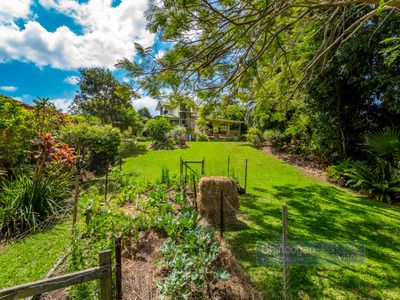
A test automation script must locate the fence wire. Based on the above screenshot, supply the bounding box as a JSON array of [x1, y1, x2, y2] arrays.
[[0, 203, 72, 246]]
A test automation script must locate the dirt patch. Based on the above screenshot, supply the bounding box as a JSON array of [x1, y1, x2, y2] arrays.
[[40, 289, 67, 300], [209, 237, 264, 300], [121, 230, 165, 300], [261, 146, 326, 181]]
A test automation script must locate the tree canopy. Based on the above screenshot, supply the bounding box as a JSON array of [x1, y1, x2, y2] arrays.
[[70, 67, 142, 133], [115, 0, 399, 101]]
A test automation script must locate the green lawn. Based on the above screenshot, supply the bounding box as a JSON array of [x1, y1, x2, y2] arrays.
[[122, 142, 400, 299], [0, 221, 70, 289]]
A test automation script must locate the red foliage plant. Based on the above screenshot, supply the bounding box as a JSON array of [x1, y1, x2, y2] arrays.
[[32, 133, 76, 169], [179, 135, 187, 146]]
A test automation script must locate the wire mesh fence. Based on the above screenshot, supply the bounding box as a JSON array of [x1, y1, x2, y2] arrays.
[[0, 203, 72, 246]]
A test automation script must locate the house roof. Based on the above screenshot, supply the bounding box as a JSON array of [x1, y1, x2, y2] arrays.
[[156, 100, 169, 111]]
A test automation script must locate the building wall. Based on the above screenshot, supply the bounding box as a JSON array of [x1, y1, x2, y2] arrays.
[[169, 106, 180, 118]]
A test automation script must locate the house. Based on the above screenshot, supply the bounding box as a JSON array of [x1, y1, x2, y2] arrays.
[[155, 100, 244, 140], [155, 100, 197, 140]]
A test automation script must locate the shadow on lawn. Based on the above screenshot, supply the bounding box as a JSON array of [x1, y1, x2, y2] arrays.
[[227, 184, 400, 298], [121, 144, 148, 159]]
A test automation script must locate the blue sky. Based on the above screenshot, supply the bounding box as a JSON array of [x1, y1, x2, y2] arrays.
[[0, 0, 163, 114]]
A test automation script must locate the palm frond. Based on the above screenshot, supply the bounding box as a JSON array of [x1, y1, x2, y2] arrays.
[[365, 128, 400, 158]]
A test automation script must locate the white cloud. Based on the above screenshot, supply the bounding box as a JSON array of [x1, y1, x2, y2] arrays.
[[51, 98, 72, 112], [0, 0, 154, 70], [0, 0, 33, 23], [64, 75, 80, 85], [0, 85, 18, 92], [131, 96, 158, 116]]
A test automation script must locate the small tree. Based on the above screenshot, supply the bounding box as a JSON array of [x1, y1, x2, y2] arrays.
[[61, 123, 122, 174], [145, 118, 173, 149]]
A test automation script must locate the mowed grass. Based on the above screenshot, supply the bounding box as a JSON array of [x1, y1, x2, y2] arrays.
[[0, 221, 70, 289], [122, 142, 400, 299]]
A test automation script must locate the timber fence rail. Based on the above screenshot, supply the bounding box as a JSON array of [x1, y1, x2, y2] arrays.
[[0, 250, 113, 300]]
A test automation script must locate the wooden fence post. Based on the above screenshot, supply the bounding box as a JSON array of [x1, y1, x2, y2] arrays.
[[115, 237, 122, 300], [282, 205, 290, 300], [104, 167, 109, 202], [220, 189, 224, 238], [184, 162, 187, 186], [201, 157, 205, 175], [0, 250, 112, 300], [180, 156, 183, 177], [192, 175, 198, 211], [99, 250, 112, 300], [244, 159, 248, 194]]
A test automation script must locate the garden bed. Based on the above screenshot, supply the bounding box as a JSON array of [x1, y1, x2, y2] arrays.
[[120, 228, 262, 299]]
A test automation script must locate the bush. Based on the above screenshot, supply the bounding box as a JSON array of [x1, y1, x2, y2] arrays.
[[194, 122, 210, 141], [61, 123, 122, 174], [196, 131, 209, 141], [171, 126, 187, 147], [0, 170, 73, 239], [343, 129, 400, 203], [0, 96, 34, 175], [246, 127, 265, 147], [264, 129, 287, 149], [326, 158, 358, 185], [345, 159, 400, 203], [171, 125, 186, 138], [327, 157, 400, 203], [145, 118, 173, 149]]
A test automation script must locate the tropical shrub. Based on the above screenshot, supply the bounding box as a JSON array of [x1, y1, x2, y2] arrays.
[[264, 129, 287, 150], [31, 133, 76, 171], [326, 158, 359, 185], [365, 128, 400, 167], [344, 159, 400, 203], [246, 127, 265, 147], [171, 126, 187, 147], [61, 123, 122, 174], [171, 125, 186, 138], [0, 96, 34, 176], [0, 170, 73, 239], [145, 117, 173, 149], [348, 129, 400, 203], [327, 129, 400, 203]]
